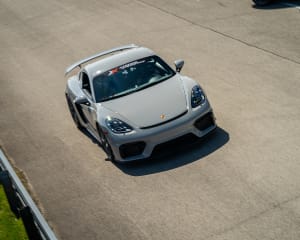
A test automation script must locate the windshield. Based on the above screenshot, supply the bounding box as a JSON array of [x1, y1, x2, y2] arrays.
[[93, 55, 175, 102]]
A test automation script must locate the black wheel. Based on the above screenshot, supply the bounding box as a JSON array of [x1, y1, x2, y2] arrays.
[[97, 126, 115, 161], [253, 0, 272, 6], [66, 95, 83, 129]]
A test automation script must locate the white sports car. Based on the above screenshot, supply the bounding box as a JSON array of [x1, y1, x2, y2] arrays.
[[65, 44, 216, 162]]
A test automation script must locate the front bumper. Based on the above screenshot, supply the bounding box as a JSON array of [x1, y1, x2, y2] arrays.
[[106, 102, 216, 162]]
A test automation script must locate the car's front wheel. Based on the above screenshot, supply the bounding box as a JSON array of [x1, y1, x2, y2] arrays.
[[97, 126, 115, 161]]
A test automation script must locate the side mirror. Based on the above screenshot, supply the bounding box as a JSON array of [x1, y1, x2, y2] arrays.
[[174, 59, 184, 72], [75, 96, 90, 106]]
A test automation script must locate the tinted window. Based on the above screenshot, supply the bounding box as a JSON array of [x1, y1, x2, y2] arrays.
[[93, 56, 175, 102]]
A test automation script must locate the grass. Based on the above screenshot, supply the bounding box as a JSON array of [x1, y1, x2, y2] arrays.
[[0, 185, 28, 240]]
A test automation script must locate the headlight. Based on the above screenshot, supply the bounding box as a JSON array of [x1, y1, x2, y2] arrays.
[[105, 117, 133, 134], [191, 85, 206, 108]]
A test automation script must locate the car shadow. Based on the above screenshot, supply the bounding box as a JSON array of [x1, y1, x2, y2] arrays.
[[114, 127, 229, 176], [253, 0, 300, 10]]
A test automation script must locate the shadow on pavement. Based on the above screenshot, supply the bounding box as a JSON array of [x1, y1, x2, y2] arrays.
[[253, 0, 300, 10], [115, 127, 229, 176]]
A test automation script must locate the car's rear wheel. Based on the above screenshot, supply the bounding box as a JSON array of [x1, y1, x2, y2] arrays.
[[66, 95, 83, 129], [97, 126, 115, 161], [253, 0, 272, 6]]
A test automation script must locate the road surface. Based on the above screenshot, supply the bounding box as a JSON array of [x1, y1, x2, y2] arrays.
[[0, 0, 299, 239]]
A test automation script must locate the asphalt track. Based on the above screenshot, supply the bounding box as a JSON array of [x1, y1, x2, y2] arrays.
[[0, 0, 300, 239]]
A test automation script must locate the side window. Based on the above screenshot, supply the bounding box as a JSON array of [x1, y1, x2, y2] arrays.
[[81, 72, 92, 96]]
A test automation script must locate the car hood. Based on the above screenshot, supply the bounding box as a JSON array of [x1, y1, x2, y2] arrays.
[[101, 75, 188, 128]]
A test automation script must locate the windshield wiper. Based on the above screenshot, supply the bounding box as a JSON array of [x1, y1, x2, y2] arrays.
[[133, 75, 173, 92], [99, 89, 137, 102]]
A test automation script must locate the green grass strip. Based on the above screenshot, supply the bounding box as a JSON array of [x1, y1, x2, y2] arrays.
[[0, 185, 28, 240]]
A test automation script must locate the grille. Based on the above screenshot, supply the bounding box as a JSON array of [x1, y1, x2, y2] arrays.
[[194, 112, 214, 131], [151, 133, 198, 158], [119, 141, 146, 159]]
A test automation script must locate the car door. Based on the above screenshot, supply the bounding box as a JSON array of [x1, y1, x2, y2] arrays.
[[79, 72, 98, 133]]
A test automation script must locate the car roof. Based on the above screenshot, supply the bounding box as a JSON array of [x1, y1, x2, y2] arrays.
[[84, 47, 155, 79]]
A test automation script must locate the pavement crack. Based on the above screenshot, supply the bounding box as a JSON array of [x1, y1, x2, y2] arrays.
[[137, 0, 300, 65]]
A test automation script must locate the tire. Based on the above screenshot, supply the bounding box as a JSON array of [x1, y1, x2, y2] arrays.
[[97, 125, 115, 161], [253, 0, 272, 6], [66, 95, 83, 129]]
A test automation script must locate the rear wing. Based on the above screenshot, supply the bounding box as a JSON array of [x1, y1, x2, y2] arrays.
[[65, 44, 138, 76]]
